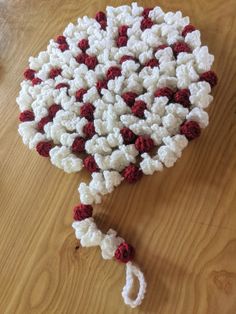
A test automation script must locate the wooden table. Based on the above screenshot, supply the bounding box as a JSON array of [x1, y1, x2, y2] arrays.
[[0, 1, 236, 313]]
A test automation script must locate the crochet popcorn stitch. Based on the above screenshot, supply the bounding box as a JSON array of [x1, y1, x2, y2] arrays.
[[17, 3, 218, 308]]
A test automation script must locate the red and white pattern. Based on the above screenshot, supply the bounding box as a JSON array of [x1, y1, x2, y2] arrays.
[[17, 3, 217, 308]]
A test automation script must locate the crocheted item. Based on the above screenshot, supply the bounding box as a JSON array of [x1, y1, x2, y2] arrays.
[[17, 2, 218, 308]]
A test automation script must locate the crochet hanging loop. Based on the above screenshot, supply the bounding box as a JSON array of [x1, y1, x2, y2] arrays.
[[72, 217, 147, 308], [122, 262, 147, 308]]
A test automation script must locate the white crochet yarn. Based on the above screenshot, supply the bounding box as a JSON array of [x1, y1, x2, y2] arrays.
[[17, 2, 216, 309]]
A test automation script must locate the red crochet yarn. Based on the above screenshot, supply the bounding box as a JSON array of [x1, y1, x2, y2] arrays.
[[96, 79, 108, 94], [32, 77, 42, 86], [114, 242, 135, 263], [75, 53, 88, 64], [154, 87, 174, 100], [140, 18, 153, 31], [72, 136, 86, 153], [174, 89, 191, 108], [83, 155, 99, 173], [48, 104, 61, 118], [131, 100, 147, 118], [135, 136, 154, 153], [55, 83, 69, 90], [49, 68, 62, 79], [73, 204, 93, 221], [24, 68, 35, 80], [59, 43, 69, 52], [19, 110, 35, 122], [80, 103, 95, 121], [172, 41, 191, 56], [56, 35, 66, 44], [122, 164, 142, 183], [180, 120, 201, 140], [83, 122, 96, 139], [95, 11, 107, 22], [120, 127, 137, 144], [37, 116, 52, 132], [78, 39, 89, 52], [142, 8, 153, 18], [155, 44, 168, 52], [99, 20, 107, 30], [182, 24, 196, 37], [145, 58, 159, 68], [122, 92, 137, 107], [116, 36, 128, 47], [118, 25, 129, 36], [85, 55, 98, 70], [106, 66, 122, 80], [120, 55, 136, 64], [200, 71, 218, 88], [36, 141, 53, 157], [75, 88, 87, 102]]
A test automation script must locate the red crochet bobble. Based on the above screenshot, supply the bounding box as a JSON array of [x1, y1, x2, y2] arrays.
[[95, 11, 107, 30], [140, 18, 153, 31], [75, 53, 88, 64], [75, 88, 87, 102], [80, 103, 95, 121], [32, 77, 42, 86], [99, 20, 107, 30], [73, 204, 93, 221], [131, 100, 147, 118], [78, 39, 89, 51], [95, 11, 107, 22], [200, 71, 218, 88], [59, 43, 69, 52], [55, 83, 70, 90], [38, 116, 52, 132], [182, 24, 196, 37], [120, 55, 136, 64], [122, 164, 142, 183], [180, 120, 201, 140], [172, 41, 191, 56], [56, 35, 66, 44], [83, 122, 96, 139], [36, 141, 53, 157], [116, 36, 128, 47], [83, 155, 99, 173], [106, 66, 122, 80], [72, 137, 86, 153], [120, 127, 137, 144], [173, 89, 191, 108], [96, 79, 108, 94], [19, 110, 34, 122], [48, 104, 61, 118], [114, 242, 135, 263], [145, 58, 159, 68], [118, 25, 128, 36], [24, 68, 35, 80], [155, 44, 168, 52], [49, 68, 62, 79], [85, 55, 98, 70], [142, 8, 153, 18], [154, 87, 174, 100], [122, 92, 137, 107], [135, 136, 154, 153]]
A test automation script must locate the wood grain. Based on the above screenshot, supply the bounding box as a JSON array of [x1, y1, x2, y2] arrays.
[[0, 0, 236, 313]]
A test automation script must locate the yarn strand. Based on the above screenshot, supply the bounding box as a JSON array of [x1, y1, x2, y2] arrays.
[[122, 262, 147, 308]]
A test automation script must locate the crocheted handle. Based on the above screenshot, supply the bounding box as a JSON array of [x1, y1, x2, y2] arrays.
[[72, 217, 147, 308], [122, 262, 147, 308]]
